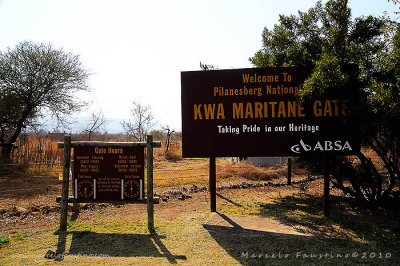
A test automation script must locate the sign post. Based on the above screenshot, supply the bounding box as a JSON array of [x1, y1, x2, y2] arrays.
[[57, 137, 160, 232], [147, 135, 155, 233], [287, 158, 292, 185], [323, 155, 330, 217], [181, 67, 359, 215], [59, 135, 71, 231], [209, 157, 216, 212]]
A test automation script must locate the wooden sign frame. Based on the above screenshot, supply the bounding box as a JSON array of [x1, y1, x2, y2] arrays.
[[57, 135, 161, 232]]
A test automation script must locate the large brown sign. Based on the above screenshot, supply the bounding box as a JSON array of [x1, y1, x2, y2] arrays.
[[181, 67, 359, 157], [73, 146, 144, 202]]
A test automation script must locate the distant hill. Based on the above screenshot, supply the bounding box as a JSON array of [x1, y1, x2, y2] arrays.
[[36, 115, 124, 134]]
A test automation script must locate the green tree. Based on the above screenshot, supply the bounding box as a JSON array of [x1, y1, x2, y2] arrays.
[[0, 41, 90, 160], [251, 0, 399, 206]]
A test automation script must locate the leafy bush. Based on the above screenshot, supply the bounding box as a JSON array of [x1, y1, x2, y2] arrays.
[[251, 0, 400, 207]]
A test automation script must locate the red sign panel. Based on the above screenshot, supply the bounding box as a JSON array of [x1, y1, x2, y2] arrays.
[[73, 146, 145, 202]]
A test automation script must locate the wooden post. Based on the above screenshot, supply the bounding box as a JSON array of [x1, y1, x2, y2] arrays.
[[287, 158, 292, 185], [59, 135, 71, 231], [323, 155, 330, 217], [210, 157, 216, 212], [147, 135, 155, 233]]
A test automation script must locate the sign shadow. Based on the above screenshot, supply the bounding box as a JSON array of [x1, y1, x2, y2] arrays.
[[257, 193, 399, 242], [52, 230, 187, 263], [202, 212, 352, 264], [216, 193, 243, 207]]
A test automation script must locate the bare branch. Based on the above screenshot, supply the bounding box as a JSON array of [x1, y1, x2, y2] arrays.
[[81, 110, 107, 141], [121, 100, 156, 141]]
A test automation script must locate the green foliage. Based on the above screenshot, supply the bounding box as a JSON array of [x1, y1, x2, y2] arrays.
[[252, 0, 400, 207], [0, 41, 90, 159], [0, 234, 10, 246], [67, 221, 76, 227], [301, 53, 347, 99], [250, 2, 325, 67]]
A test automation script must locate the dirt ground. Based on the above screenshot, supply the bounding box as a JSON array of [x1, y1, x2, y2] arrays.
[[0, 174, 60, 199], [1, 170, 400, 265], [0, 169, 313, 235]]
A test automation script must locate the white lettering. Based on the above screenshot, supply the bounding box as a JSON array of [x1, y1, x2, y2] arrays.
[[313, 141, 324, 151], [343, 141, 352, 150], [324, 141, 333, 151], [334, 140, 342, 150], [291, 139, 354, 154]]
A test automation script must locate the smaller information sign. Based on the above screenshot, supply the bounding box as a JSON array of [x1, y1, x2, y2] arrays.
[[73, 146, 145, 202]]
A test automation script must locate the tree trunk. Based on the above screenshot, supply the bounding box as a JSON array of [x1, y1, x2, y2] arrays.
[[165, 129, 171, 154], [1, 144, 13, 161], [1, 107, 31, 161]]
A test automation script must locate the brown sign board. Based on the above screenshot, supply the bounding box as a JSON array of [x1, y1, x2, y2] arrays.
[[73, 146, 145, 202], [181, 67, 360, 157]]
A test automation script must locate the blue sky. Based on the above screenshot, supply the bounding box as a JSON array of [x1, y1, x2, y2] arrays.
[[0, 0, 398, 132]]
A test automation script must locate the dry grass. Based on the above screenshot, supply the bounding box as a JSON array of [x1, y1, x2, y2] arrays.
[[154, 142, 183, 162], [153, 160, 209, 187], [4, 136, 183, 169], [219, 163, 284, 181], [151, 158, 293, 188], [12, 136, 63, 165], [1, 180, 399, 265], [2, 135, 298, 189], [24, 164, 62, 176], [2, 136, 399, 265]]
